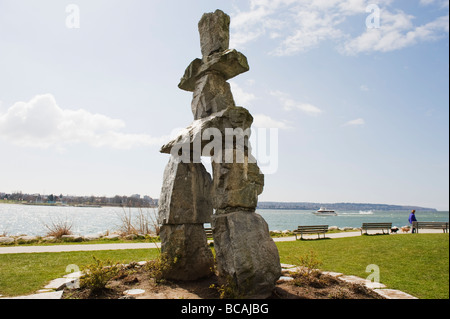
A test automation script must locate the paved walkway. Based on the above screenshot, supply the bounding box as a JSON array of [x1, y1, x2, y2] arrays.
[[0, 242, 161, 254], [0, 229, 445, 255]]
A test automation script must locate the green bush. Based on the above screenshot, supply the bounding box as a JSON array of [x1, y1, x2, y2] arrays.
[[80, 256, 122, 292], [144, 253, 176, 283]]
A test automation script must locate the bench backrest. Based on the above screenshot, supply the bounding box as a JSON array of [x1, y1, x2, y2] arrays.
[[297, 225, 328, 232], [204, 228, 213, 237], [362, 223, 392, 228], [413, 222, 449, 229]]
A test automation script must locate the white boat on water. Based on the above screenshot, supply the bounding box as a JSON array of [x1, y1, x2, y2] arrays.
[[313, 207, 337, 216]]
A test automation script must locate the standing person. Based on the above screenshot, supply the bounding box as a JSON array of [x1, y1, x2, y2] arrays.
[[409, 210, 417, 233]]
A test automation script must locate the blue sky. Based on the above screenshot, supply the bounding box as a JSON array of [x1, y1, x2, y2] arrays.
[[0, 0, 448, 210]]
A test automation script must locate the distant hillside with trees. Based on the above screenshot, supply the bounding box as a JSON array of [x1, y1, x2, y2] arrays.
[[0, 191, 157, 208], [257, 202, 437, 211]]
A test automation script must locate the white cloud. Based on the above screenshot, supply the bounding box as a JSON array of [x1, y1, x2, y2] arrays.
[[271, 90, 323, 116], [231, 0, 348, 54], [360, 84, 369, 91], [0, 94, 165, 150], [271, 6, 345, 55], [343, 118, 365, 126], [229, 82, 291, 130], [343, 13, 449, 55], [230, 0, 448, 56], [229, 81, 257, 106], [252, 113, 292, 129]]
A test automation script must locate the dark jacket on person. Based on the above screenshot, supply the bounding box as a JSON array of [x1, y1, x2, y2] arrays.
[[408, 213, 417, 224]]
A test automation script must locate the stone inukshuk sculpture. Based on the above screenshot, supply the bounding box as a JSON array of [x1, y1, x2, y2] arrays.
[[158, 9, 281, 297]]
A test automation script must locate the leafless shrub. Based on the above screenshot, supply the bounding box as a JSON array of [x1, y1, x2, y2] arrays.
[[117, 207, 160, 237], [43, 218, 73, 238]]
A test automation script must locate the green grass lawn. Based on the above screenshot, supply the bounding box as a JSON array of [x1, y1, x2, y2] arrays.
[[0, 233, 448, 298], [0, 249, 159, 297], [277, 233, 449, 299]]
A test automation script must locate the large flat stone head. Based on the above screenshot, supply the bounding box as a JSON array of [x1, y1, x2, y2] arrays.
[[198, 9, 230, 57], [159, 106, 254, 156]]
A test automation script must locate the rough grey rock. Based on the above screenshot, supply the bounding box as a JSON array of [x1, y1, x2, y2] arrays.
[[124, 289, 146, 296], [61, 235, 83, 242], [0, 291, 64, 299], [198, 9, 230, 57], [212, 151, 264, 211], [158, 156, 212, 225], [83, 234, 102, 241], [212, 211, 281, 298], [160, 106, 253, 156], [104, 234, 120, 240], [160, 223, 214, 281], [44, 277, 74, 290], [373, 289, 418, 299], [0, 237, 14, 244], [338, 275, 386, 289], [179, 50, 249, 92], [191, 72, 235, 120], [16, 235, 39, 243], [63, 271, 83, 279]]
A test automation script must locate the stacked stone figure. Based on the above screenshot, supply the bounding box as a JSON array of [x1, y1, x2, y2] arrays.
[[157, 9, 280, 298]]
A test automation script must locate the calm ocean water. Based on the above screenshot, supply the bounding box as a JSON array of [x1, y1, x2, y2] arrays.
[[0, 204, 448, 236]]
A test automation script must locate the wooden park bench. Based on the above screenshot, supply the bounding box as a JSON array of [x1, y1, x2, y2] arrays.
[[204, 227, 213, 238], [412, 221, 449, 233], [293, 225, 328, 240], [360, 222, 392, 235]]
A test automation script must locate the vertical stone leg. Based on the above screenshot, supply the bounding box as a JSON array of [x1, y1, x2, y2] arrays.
[[157, 156, 214, 281], [212, 211, 281, 298], [158, 156, 213, 225], [160, 224, 214, 281], [211, 152, 280, 298]]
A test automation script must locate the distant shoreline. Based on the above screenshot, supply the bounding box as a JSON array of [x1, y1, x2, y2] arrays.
[[1, 200, 441, 211], [0, 201, 155, 209], [257, 201, 439, 211]]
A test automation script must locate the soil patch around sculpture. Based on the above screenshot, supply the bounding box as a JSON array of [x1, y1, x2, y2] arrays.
[[62, 265, 382, 300]]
